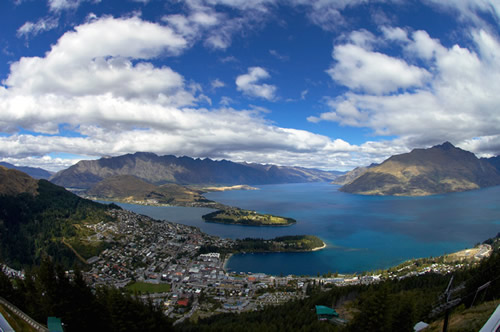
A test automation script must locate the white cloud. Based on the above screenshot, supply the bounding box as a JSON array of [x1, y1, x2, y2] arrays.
[[1, 15, 380, 172], [0, 155, 85, 172], [327, 34, 431, 94], [6, 17, 189, 103], [423, 0, 500, 28], [312, 28, 500, 155], [163, 0, 270, 50], [381, 26, 409, 42], [405, 30, 446, 60], [48, 0, 99, 12], [17, 16, 59, 38], [236, 67, 277, 100], [211, 79, 225, 90], [269, 49, 289, 61]]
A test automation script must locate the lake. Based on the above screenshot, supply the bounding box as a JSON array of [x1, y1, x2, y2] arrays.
[[115, 183, 500, 276]]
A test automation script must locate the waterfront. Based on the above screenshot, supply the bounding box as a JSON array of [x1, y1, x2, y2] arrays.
[[117, 183, 500, 275]]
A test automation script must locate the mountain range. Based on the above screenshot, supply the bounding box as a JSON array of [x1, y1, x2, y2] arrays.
[[50, 152, 340, 189], [339, 142, 500, 196], [0, 161, 52, 179]]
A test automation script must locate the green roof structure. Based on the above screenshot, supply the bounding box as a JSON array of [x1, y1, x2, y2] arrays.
[[315, 305, 339, 320], [47, 317, 64, 332]]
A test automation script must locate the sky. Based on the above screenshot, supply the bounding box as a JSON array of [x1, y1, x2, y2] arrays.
[[1, 0, 500, 172]]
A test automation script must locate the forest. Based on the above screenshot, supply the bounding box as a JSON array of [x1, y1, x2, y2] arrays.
[[0, 179, 119, 269], [0, 259, 173, 332]]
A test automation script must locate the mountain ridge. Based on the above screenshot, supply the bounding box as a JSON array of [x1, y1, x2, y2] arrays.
[[0, 161, 53, 180], [50, 152, 339, 189], [340, 142, 500, 196]]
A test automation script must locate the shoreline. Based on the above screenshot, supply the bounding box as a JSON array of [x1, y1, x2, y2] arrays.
[[223, 253, 234, 270], [310, 242, 327, 252], [204, 220, 295, 227]]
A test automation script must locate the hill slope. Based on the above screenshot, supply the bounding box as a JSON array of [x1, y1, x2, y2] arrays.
[[50, 152, 338, 189], [85, 175, 221, 207], [482, 156, 500, 172], [0, 162, 52, 179], [0, 168, 117, 269], [340, 142, 500, 196], [0, 166, 39, 196], [332, 164, 377, 185]]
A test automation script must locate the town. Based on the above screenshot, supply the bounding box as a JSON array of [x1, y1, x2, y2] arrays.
[[1, 208, 493, 324]]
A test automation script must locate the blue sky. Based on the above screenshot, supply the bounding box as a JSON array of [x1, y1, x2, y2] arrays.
[[1, 0, 500, 171]]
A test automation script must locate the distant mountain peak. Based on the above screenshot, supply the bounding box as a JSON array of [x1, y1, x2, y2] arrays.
[[433, 141, 456, 150], [340, 142, 500, 196]]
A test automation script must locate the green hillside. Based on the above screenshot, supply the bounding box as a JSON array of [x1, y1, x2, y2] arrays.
[[0, 173, 118, 269], [202, 208, 296, 226]]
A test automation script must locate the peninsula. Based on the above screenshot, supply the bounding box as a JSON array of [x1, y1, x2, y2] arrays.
[[202, 208, 296, 226], [233, 235, 325, 252]]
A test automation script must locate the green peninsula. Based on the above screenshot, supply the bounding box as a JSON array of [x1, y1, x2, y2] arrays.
[[202, 208, 296, 226], [235, 235, 325, 252]]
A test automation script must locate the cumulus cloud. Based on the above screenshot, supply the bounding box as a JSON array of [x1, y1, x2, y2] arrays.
[[327, 43, 431, 95], [311, 27, 500, 155], [6, 17, 189, 102], [1, 15, 379, 171], [236, 67, 277, 100], [0, 155, 86, 172]]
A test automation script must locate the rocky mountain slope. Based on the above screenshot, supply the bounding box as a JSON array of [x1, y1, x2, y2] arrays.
[[340, 142, 500, 196], [332, 164, 377, 185], [482, 156, 500, 172], [50, 152, 339, 189]]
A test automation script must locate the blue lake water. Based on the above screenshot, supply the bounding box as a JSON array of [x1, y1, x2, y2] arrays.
[[115, 183, 500, 276]]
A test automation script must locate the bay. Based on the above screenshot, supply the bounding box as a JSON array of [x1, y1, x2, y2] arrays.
[[114, 183, 500, 276]]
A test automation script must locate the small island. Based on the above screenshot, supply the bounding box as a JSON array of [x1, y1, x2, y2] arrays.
[[234, 235, 326, 252], [202, 208, 296, 226]]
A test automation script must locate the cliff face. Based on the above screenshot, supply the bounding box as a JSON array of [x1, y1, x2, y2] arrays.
[[340, 142, 500, 196], [50, 152, 338, 189]]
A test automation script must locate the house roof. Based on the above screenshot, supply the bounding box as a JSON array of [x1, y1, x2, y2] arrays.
[[177, 298, 189, 307], [315, 305, 339, 317]]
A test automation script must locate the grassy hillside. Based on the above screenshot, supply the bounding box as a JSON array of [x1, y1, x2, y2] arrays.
[[0, 166, 39, 196]]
